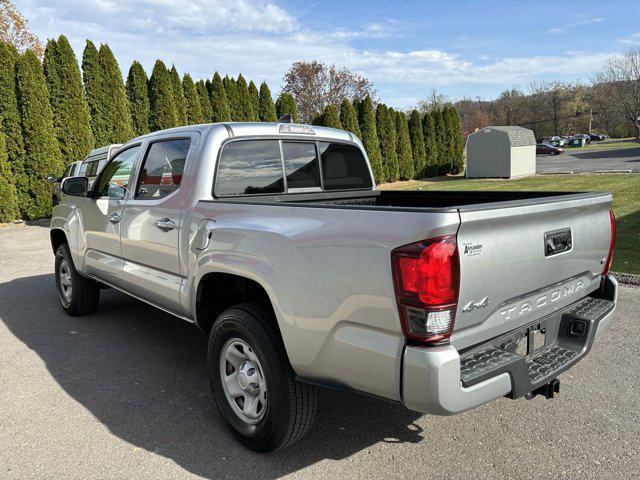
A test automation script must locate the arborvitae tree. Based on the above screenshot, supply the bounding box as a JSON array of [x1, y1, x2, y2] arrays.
[[44, 35, 94, 165], [210, 72, 231, 122], [339, 98, 361, 137], [126, 60, 150, 136], [236, 74, 256, 121], [248, 80, 260, 119], [148, 60, 177, 131], [442, 106, 456, 174], [223, 76, 240, 120], [422, 110, 438, 176], [433, 108, 448, 175], [319, 103, 342, 129], [376, 103, 398, 183], [275, 93, 299, 122], [395, 110, 414, 180], [357, 95, 384, 183], [182, 73, 203, 124], [311, 112, 324, 126], [82, 40, 104, 144], [0, 42, 27, 204], [97, 43, 134, 143], [258, 81, 277, 122], [352, 98, 362, 119], [408, 109, 426, 178], [196, 80, 213, 121], [447, 106, 465, 174], [15, 50, 63, 219], [0, 125, 19, 221], [169, 65, 187, 126]]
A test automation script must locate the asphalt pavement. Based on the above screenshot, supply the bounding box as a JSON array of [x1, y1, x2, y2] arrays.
[[537, 145, 640, 173], [1, 225, 639, 479]]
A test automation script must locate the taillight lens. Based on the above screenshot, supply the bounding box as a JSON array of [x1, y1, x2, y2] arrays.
[[602, 209, 616, 275], [391, 236, 460, 343]]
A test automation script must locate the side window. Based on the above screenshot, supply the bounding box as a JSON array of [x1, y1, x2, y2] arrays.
[[282, 142, 321, 190], [95, 146, 141, 199], [136, 139, 190, 199], [215, 140, 284, 196]]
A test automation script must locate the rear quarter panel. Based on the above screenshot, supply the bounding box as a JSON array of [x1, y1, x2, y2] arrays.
[[189, 201, 459, 400]]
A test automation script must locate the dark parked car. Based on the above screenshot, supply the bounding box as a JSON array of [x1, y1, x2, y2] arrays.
[[536, 143, 564, 155], [589, 133, 606, 142]]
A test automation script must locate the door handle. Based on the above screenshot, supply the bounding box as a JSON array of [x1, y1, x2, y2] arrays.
[[155, 218, 176, 231], [108, 212, 121, 224]]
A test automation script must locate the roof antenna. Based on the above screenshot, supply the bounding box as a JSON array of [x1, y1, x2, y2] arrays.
[[278, 114, 293, 123]]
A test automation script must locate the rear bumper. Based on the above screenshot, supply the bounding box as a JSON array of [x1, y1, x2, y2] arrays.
[[402, 275, 618, 415]]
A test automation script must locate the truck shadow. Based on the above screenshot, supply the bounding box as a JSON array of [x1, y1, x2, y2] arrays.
[[0, 273, 424, 479]]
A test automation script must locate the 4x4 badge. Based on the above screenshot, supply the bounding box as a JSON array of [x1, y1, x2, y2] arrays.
[[462, 296, 489, 312]]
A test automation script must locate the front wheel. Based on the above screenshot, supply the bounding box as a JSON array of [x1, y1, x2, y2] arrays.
[[55, 243, 100, 316], [208, 304, 317, 452]]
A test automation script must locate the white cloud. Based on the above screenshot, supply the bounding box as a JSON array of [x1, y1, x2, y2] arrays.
[[15, 0, 618, 106], [618, 32, 640, 45]]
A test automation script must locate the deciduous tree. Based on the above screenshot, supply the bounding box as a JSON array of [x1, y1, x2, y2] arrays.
[[282, 61, 375, 122], [0, 0, 43, 57]]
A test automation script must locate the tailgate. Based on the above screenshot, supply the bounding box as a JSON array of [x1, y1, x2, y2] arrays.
[[452, 192, 612, 350]]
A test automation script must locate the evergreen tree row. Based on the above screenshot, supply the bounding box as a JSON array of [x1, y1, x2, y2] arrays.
[[312, 98, 464, 184], [0, 37, 464, 221]]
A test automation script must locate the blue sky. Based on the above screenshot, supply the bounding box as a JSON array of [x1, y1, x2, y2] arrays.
[[16, 0, 640, 109]]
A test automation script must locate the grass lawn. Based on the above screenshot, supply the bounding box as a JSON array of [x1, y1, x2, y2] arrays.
[[380, 173, 640, 275]]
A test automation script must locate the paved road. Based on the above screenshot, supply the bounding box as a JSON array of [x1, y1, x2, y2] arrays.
[[537, 146, 640, 173], [1, 225, 638, 480]]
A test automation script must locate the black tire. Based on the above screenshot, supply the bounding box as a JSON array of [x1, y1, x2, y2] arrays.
[[54, 243, 100, 316], [208, 303, 316, 452]]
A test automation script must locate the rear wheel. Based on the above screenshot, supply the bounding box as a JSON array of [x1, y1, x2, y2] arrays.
[[55, 243, 100, 316], [208, 303, 316, 452]]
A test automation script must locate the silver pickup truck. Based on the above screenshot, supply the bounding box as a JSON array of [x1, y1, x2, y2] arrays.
[[50, 120, 618, 452]]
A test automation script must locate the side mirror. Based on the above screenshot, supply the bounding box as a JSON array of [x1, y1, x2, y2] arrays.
[[61, 176, 89, 197], [47, 173, 60, 183]]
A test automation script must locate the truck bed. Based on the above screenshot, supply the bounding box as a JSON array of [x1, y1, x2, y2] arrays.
[[212, 189, 607, 212]]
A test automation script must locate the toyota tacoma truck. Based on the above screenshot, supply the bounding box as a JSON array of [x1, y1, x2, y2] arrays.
[[50, 120, 618, 452]]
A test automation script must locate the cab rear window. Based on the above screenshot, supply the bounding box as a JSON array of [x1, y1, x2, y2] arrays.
[[214, 139, 372, 197]]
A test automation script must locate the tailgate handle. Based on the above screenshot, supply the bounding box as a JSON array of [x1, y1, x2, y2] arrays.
[[545, 228, 572, 256]]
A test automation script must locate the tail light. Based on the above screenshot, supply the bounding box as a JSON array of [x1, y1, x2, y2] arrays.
[[602, 209, 616, 275], [391, 236, 460, 344]]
